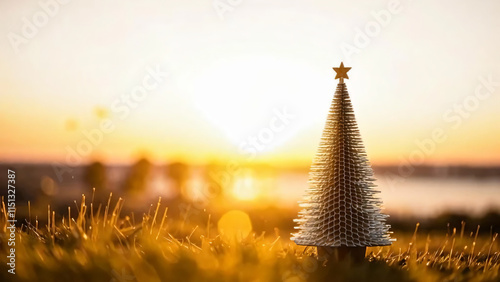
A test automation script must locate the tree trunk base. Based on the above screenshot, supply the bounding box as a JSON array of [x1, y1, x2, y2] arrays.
[[317, 246, 366, 264]]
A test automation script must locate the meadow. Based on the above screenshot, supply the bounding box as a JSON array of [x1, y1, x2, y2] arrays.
[[0, 192, 498, 282]]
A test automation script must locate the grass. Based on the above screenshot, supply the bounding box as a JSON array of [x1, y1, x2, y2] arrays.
[[0, 193, 498, 282]]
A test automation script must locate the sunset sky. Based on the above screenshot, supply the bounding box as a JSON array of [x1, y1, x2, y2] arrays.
[[1, 0, 499, 166]]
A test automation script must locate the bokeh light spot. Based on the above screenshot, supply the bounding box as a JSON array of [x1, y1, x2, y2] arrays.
[[217, 210, 252, 241], [40, 176, 57, 196]]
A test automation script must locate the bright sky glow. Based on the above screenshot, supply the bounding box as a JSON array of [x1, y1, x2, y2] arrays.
[[1, 0, 499, 166]]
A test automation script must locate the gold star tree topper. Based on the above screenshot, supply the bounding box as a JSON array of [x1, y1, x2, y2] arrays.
[[333, 62, 351, 83]]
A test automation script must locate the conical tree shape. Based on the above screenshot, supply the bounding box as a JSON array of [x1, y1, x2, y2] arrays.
[[292, 75, 392, 247]]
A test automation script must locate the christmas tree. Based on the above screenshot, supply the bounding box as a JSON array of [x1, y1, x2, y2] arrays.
[[292, 63, 392, 260]]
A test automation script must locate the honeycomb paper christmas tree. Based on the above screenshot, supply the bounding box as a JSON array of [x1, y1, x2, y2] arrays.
[[292, 62, 392, 261]]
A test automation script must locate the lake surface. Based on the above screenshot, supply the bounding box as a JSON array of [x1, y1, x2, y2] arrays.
[[272, 172, 500, 217]]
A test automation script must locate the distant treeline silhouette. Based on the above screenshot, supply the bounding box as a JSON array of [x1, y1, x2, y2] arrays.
[[373, 165, 500, 179]]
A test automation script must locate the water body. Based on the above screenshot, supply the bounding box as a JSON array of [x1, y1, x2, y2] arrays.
[[273, 171, 500, 217]]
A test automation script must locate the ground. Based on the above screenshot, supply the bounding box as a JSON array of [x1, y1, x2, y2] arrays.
[[0, 196, 498, 282]]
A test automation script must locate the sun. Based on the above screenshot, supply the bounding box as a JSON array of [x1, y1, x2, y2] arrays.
[[188, 56, 325, 153]]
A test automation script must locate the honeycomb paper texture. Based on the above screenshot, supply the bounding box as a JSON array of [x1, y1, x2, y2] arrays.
[[292, 82, 392, 247]]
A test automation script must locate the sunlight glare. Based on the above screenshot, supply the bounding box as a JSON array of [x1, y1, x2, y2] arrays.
[[189, 56, 326, 152], [232, 175, 259, 201]]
